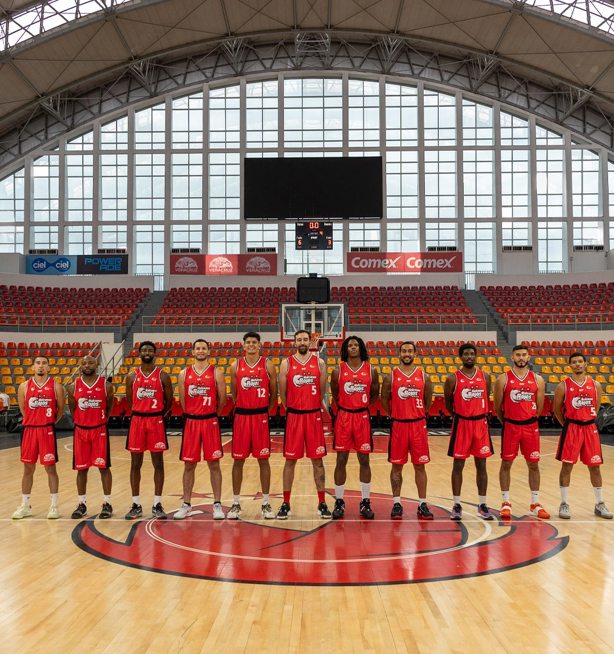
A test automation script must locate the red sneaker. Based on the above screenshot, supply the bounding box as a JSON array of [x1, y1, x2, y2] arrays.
[[500, 501, 512, 519], [530, 503, 550, 519]]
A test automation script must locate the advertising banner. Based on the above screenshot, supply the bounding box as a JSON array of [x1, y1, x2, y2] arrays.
[[170, 254, 206, 275], [346, 252, 463, 273], [171, 254, 277, 275], [77, 255, 128, 274], [26, 255, 77, 275]]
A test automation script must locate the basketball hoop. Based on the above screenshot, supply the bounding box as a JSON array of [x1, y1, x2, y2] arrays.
[[309, 332, 321, 351]]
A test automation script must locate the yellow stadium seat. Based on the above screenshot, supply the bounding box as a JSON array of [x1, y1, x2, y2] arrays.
[[421, 357, 432, 365], [541, 365, 552, 374], [5, 385, 16, 395], [433, 384, 444, 395], [586, 365, 597, 374], [534, 357, 544, 365], [391, 357, 400, 365], [117, 385, 126, 395], [606, 385, 614, 395], [381, 366, 391, 374], [13, 366, 23, 375], [596, 375, 607, 384], [1, 367, 10, 375], [553, 365, 564, 374], [426, 365, 436, 374], [548, 375, 560, 384], [14, 376, 25, 384], [22, 357, 32, 366], [2, 375, 12, 385]]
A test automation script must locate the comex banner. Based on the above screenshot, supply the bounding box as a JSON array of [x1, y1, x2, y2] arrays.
[[171, 253, 277, 276], [26, 254, 129, 275], [346, 252, 463, 273]]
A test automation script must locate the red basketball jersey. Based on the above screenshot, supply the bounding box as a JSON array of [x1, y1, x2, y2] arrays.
[[23, 377, 57, 426], [132, 367, 164, 414], [337, 362, 371, 410], [236, 356, 270, 409], [453, 368, 488, 417], [286, 354, 321, 411], [73, 375, 107, 427], [184, 365, 217, 415], [391, 367, 426, 420], [563, 376, 598, 422], [502, 369, 538, 421]]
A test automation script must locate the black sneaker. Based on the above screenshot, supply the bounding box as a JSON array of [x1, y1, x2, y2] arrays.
[[332, 498, 345, 519], [391, 502, 403, 520], [359, 498, 375, 519], [417, 502, 434, 520], [152, 502, 167, 519], [71, 502, 87, 519], [318, 502, 332, 519], [276, 502, 291, 520], [125, 503, 143, 520], [99, 502, 113, 519]]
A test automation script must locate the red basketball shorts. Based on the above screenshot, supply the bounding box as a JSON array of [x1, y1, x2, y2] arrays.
[[180, 417, 223, 462], [126, 414, 168, 453], [21, 425, 58, 465], [73, 425, 111, 470], [388, 418, 430, 465], [232, 413, 271, 459], [501, 420, 540, 462], [333, 409, 372, 453], [556, 421, 603, 466], [447, 416, 493, 459], [284, 410, 326, 460]]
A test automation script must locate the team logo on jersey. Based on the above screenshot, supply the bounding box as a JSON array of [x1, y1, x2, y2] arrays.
[[43, 453, 56, 463], [461, 388, 484, 400], [136, 387, 156, 400], [212, 450, 223, 459], [28, 396, 51, 409], [344, 381, 367, 394], [78, 397, 103, 410], [241, 377, 263, 390], [73, 490, 568, 586], [359, 443, 372, 452], [315, 445, 326, 455], [398, 386, 420, 400], [529, 451, 540, 461], [591, 455, 602, 464], [479, 446, 491, 455], [418, 455, 429, 463], [154, 442, 167, 450], [94, 457, 106, 466], [510, 390, 533, 403], [188, 384, 210, 397], [571, 396, 593, 409], [259, 448, 270, 457], [293, 374, 317, 387]]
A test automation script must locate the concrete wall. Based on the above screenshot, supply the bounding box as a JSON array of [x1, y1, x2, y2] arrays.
[[476, 270, 614, 288], [0, 273, 153, 290], [0, 333, 116, 345], [515, 330, 614, 344]]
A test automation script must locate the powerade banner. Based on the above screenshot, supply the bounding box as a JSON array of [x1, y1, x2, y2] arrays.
[[77, 255, 128, 274], [26, 255, 77, 275], [346, 251, 463, 273], [170, 254, 277, 276]]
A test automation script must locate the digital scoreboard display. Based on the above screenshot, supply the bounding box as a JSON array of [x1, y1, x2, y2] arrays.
[[295, 221, 333, 250]]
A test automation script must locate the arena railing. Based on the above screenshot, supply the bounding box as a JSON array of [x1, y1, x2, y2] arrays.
[[0, 315, 128, 331], [506, 313, 614, 329]]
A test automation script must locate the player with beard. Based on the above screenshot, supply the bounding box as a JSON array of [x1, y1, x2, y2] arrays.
[[12, 355, 66, 520], [554, 352, 612, 520], [227, 332, 278, 520], [381, 341, 434, 520], [66, 356, 115, 519], [330, 336, 379, 519], [174, 339, 226, 520], [277, 330, 331, 519], [494, 345, 549, 520], [444, 343, 494, 521], [124, 341, 173, 520]]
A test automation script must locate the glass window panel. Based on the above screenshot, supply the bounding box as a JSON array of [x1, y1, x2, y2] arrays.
[[538, 221, 567, 272], [387, 151, 418, 219], [572, 149, 600, 217], [463, 150, 494, 218], [573, 221, 603, 246], [284, 223, 343, 275], [424, 90, 456, 146], [32, 155, 59, 223], [536, 149, 564, 217], [0, 169, 24, 224], [462, 101, 493, 146], [424, 151, 456, 218], [172, 93, 203, 149], [134, 224, 165, 275], [246, 80, 279, 149], [500, 112, 529, 146], [387, 222, 419, 251], [172, 153, 202, 222], [385, 83, 418, 147], [502, 221, 531, 247], [134, 103, 165, 149], [464, 222, 495, 272], [501, 150, 530, 217], [209, 85, 240, 148]]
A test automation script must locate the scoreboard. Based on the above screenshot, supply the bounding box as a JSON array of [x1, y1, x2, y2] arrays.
[[295, 221, 333, 250]]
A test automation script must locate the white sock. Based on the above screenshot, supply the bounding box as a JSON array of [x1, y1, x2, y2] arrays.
[[233, 495, 240, 505], [560, 487, 569, 503], [393, 496, 401, 505], [501, 491, 510, 502], [594, 487, 604, 503], [361, 483, 370, 500], [262, 494, 270, 505], [103, 495, 111, 504], [78, 495, 86, 504], [154, 496, 162, 506], [335, 485, 345, 500], [478, 495, 487, 506], [50, 494, 59, 507], [418, 497, 427, 505], [132, 496, 140, 505], [531, 491, 540, 504], [22, 494, 31, 506], [453, 496, 461, 505]]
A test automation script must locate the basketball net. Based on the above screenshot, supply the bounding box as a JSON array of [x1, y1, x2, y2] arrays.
[[309, 332, 321, 352]]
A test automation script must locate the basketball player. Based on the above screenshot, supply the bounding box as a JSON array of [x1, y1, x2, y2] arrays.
[[381, 341, 434, 520], [494, 345, 549, 520], [124, 341, 173, 520], [12, 355, 66, 519], [277, 330, 331, 519], [553, 352, 612, 520], [444, 343, 494, 521], [330, 336, 379, 519], [227, 332, 278, 520], [66, 356, 114, 519], [174, 339, 226, 520]]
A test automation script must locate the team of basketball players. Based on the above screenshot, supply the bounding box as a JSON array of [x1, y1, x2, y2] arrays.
[[11, 333, 612, 522]]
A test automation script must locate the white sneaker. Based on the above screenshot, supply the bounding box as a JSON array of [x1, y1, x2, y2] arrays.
[[173, 503, 191, 520], [227, 503, 241, 520], [47, 505, 60, 520], [212, 503, 225, 520], [12, 504, 32, 520], [558, 502, 571, 519], [261, 503, 275, 519], [594, 502, 613, 519]]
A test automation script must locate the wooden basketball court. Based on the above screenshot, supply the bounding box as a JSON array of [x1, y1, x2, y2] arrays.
[[1, 430, 612, 653]]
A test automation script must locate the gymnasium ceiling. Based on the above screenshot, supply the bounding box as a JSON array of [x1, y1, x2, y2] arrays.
[[2, 0, 614, 152]]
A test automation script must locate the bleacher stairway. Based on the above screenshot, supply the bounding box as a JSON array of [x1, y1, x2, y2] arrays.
[[462, 290, 508, 344]]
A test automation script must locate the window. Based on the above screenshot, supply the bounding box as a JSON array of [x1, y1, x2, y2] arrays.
[[66, 131, 93, 151], [385, 83, 418, 146], [172, 93, 203, 149], [208, 223, 240, 254], [32, 155, 59, 222], [571, 149, 600, 217], [501, 150, 530, 217], [536, 149, 564, 217], [284, 223, 343, 275], [209, 85, 240, 147], [387, 222, 420, 251], [246, 223, 278, 250], [171, 153, 203, 222], [66, 154, 93, 222], [101, 116, 128, 150], [425, 151, 456, 218], [500, 112, 529, 146], [100, 154, 128, 222], [463, 150, 494, 218], [135, 103, 165, 149], [246, 80, 278, 148], [208, 153, 240, 221], [348, 79, 380, 147], [464, 222, 495, 272], [502, 222, 531, 247], [31, 224, 58, 249], [387, 151, 418, 219], [135, 153, 165, 221], [424, 90, 456, 146], [65, 225, 92, 254], [0, 169, 24, 224], [0, 225, 24, 253], [349, 223, 381, 249], [462, 101, 493, 146], [171, 224, 202, 249], [538, 221, 566, 272], [425, 222, 456, 248], [99, 224, 127, 250], [573, 221, 603, 246], [134, 224, 164, 275]]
